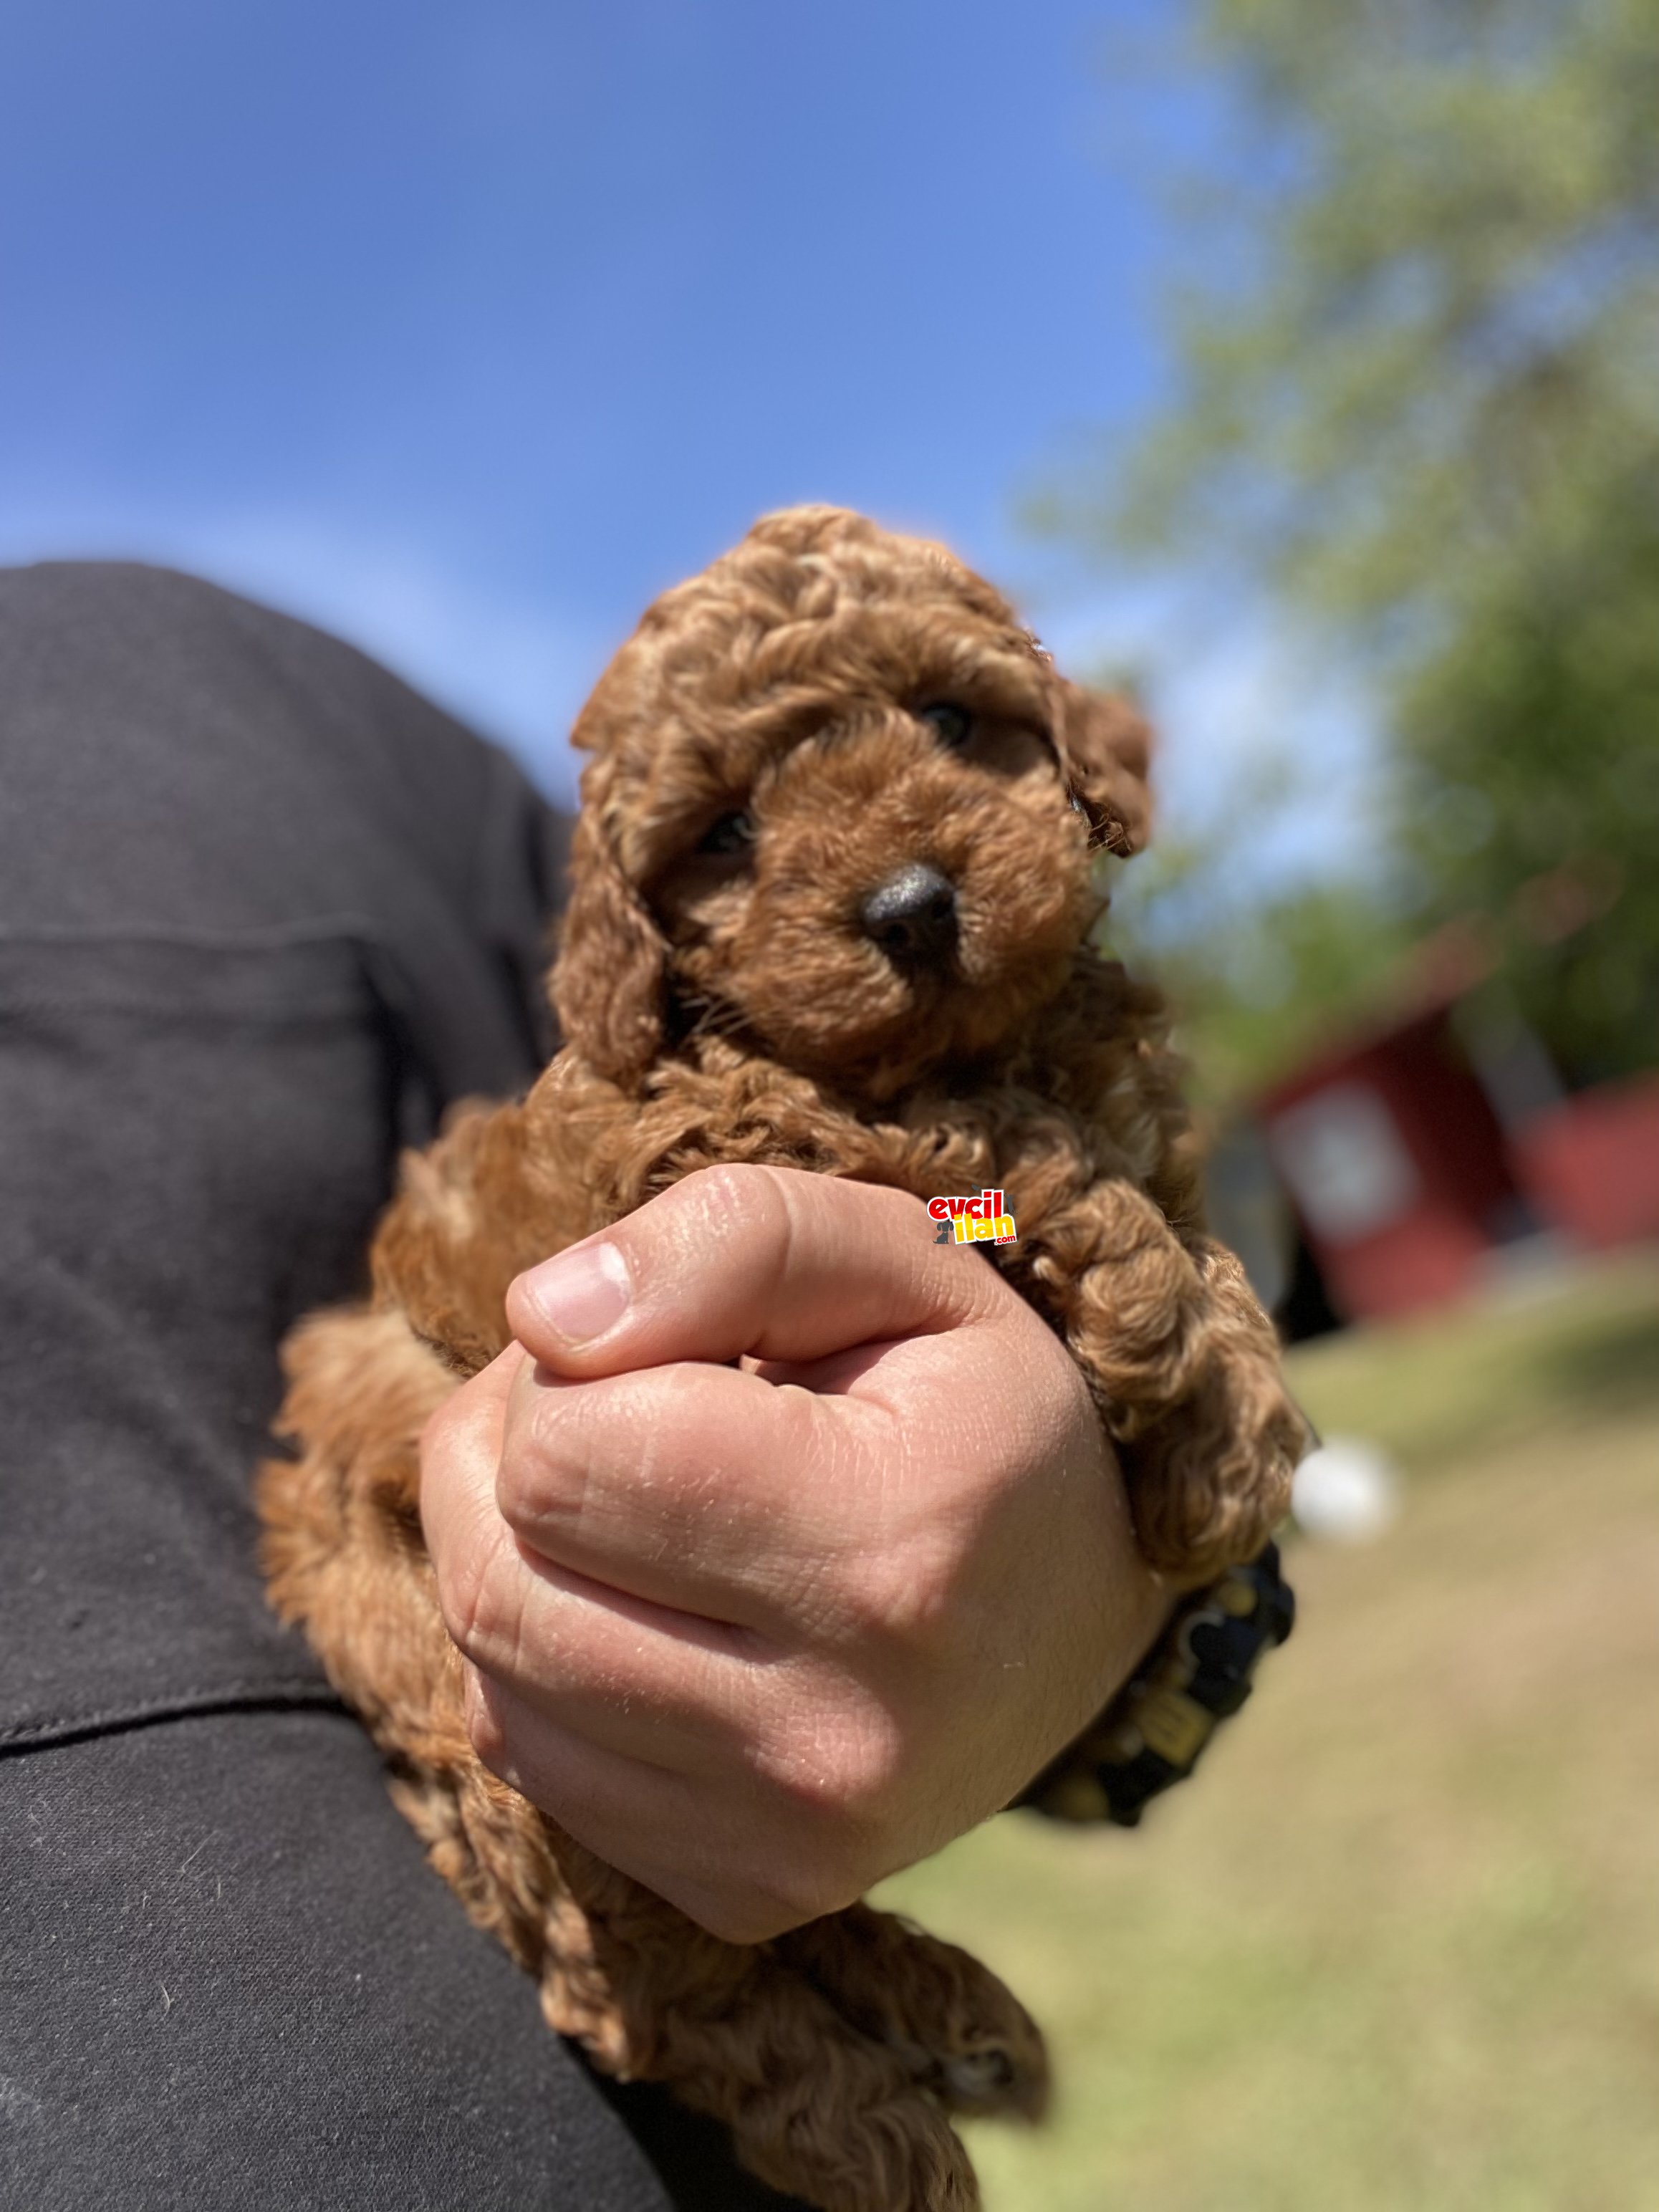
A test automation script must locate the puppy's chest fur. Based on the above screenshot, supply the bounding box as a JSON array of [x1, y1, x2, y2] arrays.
[[373, 952, 1193, 1389]]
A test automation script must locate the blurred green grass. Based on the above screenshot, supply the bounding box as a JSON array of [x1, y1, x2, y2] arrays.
[[877, 1250, 1659, 2212], [1286, 1251, 1659, 1471]]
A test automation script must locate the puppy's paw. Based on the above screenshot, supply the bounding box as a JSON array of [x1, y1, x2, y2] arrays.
[[938, 2037, 1041, 2118], [777, 1904, 1049, 2122]]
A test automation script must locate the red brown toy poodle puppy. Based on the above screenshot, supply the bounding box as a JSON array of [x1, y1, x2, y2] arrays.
[[259, 506, 1302, 2211]]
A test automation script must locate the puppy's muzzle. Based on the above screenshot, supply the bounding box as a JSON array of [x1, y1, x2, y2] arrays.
[[860, 862, 958, 966]]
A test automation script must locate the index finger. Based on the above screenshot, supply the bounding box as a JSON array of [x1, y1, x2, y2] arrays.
[[504, 1165, 1006, 1378]]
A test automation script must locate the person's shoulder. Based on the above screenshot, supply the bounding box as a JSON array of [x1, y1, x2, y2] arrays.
[[0, 558, 393, 707], [1, 556, 265, 624]]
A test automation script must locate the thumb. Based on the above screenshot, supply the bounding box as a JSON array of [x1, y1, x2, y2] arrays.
[[504, 1163, 1000, 1377]]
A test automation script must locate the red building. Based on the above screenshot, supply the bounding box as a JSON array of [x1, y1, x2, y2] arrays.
[[1212, 907, 1659, 1318], [1235, 948, 1659, 1327]]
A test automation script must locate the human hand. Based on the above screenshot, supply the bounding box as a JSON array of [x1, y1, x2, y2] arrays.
[[420, 1165, 1167, 1943]]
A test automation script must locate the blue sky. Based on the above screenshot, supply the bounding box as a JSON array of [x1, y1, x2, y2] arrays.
[[1, 0, 1372, 864]]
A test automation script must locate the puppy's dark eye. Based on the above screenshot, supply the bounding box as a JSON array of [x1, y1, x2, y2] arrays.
[[697, 809, 756, 856], [918, 701, 973, 749]]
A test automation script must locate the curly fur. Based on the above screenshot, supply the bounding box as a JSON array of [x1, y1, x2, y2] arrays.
[[258, 505, 1304, 2211]]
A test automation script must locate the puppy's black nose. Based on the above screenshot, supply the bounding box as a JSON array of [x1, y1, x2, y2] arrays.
[[860, 863, 958, 963]]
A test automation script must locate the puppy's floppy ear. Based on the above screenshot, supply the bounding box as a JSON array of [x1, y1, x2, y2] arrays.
[[550, 803, 668, 1090], [1056, 680, 1155, 858]]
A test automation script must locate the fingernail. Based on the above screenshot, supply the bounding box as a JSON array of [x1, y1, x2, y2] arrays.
[[521, 1240, 633, 1346]]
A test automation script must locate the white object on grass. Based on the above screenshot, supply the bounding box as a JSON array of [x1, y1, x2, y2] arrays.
[[1291, 1436, 1401, 1544]]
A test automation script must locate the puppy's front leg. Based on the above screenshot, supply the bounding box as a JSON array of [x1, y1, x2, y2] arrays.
[[1028, 1182, 1302, 1579]]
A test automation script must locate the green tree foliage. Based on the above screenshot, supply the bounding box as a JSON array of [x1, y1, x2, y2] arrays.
[[1104, 847, 1416, 1107], [1089, 0, 1659, 1086]]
